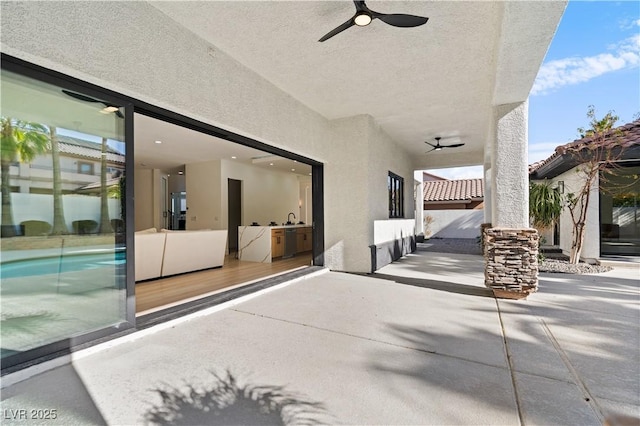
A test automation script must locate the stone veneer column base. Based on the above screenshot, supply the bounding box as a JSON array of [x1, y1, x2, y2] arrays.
[[480, 223, 492, 254], [484, 227, 539, 298]]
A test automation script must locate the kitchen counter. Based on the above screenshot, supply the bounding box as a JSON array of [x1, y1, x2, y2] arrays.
[[237, 225, 311, 263]]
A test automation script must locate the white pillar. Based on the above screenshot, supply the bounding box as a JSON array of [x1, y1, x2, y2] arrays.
[[491, 101, 529, 228], [483, 164, 492, 224], [414, 171, 424, 235]]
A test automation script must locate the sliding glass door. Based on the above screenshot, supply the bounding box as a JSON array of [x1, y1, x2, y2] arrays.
[[1, 65, 132, 368]]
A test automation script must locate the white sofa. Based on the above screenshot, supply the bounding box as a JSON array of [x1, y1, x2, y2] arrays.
[[134, 228, 228, 281]]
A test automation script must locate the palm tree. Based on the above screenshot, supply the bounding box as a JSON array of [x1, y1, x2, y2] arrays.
[[49, 126, 69, 235], [98, 136, 112, 233], [529, 180, 563, 231], [1, 117, 49, 237]]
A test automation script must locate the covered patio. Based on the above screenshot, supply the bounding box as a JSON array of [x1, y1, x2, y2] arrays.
[[2, 247, 638, 425]]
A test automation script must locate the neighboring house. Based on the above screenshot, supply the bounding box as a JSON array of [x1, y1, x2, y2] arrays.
[[9, 134, 125, 195], [423, 178, 484, 210], [422, 171, 447, 182], [529, 119, 640, 260]]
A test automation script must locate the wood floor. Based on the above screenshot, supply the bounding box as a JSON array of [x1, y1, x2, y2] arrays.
[[135, 253, 313, 314]]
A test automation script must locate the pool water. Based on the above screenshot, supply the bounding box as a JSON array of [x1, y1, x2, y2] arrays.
[[1, 250, 126, 279]]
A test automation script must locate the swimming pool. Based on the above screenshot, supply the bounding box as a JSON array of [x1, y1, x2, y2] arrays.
[[0, 250, 126, 279]]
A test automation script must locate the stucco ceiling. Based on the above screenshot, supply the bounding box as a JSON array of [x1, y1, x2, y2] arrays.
[[148, 0, 565, 170]]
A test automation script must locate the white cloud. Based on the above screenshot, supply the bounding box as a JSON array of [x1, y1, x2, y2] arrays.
[[532, 34, 640, 95], [528, 142, 560, 165]]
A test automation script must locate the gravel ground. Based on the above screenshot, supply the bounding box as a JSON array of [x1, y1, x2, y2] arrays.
[[419, 238, 614, 274], [539, 258, 613, 274]]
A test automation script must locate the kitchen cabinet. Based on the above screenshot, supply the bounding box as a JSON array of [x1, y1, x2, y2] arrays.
[[271, 229, 284, 258], [296, 227, 312, 253]]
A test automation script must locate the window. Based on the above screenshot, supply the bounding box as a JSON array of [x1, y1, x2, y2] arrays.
[[388, 172, 404, 218], [78, 161, 94, 175]]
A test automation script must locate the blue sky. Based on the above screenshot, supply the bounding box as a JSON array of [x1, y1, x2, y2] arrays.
[[429, 0, 640, 180]]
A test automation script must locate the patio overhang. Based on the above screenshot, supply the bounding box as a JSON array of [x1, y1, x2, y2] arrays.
[[149, 0, 567, 171]]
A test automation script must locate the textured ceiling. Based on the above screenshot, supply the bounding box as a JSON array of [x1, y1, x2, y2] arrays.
[[149, 1, 565, 170]]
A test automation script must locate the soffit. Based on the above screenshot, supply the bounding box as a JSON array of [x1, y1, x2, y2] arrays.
[[149, 1, 565, 169]]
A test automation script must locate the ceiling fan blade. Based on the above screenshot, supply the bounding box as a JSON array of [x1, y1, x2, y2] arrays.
[[353, 0, 367, 12], [319, 19, 355, 42], [426, 147, 437, 153], [373, 12, 428, 28], [443, 143, 465, 148], [424, 141, 436, 148], [113, 109, 124, 119]]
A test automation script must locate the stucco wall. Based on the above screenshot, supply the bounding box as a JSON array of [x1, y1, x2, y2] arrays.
[[424, 210, 484, 239], [537, 169, 600, 260], [1, 1, 417, 272]]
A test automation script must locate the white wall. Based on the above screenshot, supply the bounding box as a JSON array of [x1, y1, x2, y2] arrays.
[[544, 168, 600, 260], [424, 210, 484, 239], [3, 193, 120, 231], [373, 220, 415, 245], [134, 168, 154, 231], [1, 1, 416, 272], [298, 175, 312, 225], [185, 160, 222, 230], [221, 159, 300, 227]]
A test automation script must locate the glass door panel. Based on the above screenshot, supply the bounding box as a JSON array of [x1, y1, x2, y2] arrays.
[[1, 69, 128, 362]]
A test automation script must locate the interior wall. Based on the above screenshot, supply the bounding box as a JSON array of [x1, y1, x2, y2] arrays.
[[134, 168, 154, 231], [298, 175, 312, 225], [185, 160, 222, 230], [220, 159, 300, 228], [169, 173, 185, 194]]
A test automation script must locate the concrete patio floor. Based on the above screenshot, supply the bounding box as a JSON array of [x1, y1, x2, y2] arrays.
[[1, 250, 638, 425]]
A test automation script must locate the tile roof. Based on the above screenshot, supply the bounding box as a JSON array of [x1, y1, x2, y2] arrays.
[[529, 119, 640, 175], [423, 178, 484, 202], [56, 135, 125, 164]]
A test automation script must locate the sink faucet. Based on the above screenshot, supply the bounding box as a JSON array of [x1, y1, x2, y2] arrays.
[[287, 212, 296, 224]]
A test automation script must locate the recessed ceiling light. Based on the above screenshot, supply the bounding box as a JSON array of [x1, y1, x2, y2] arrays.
[[293, 160, 297, 163], [291, 168, 296, 171], [154, 140, 162, 144], [270, 163, 274, 166], [309, 173, 312, 176], [231, 156, 237, 159], [178, 171, 184, 175]]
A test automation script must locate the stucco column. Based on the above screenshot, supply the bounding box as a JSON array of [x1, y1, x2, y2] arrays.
[[491, 101, 529, 228], [483, 164, 492, 225], [414, 171, 424, 237], [485, 100, 538, 297]]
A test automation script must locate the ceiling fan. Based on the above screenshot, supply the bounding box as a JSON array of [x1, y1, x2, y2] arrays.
[[425, 137, 465, 152], [319, 0, 429, 42], [61, 89, 124, 118]]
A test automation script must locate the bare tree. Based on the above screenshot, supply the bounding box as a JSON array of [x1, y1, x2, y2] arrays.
[[562, 106, 623, 264]]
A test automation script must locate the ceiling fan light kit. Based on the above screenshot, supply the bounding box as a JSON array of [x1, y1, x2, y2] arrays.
[[319, 0, 429, 42]]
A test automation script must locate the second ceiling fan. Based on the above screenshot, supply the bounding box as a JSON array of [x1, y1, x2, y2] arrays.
[[425, 137, 465, 153], [319, 0, 429, 42]]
